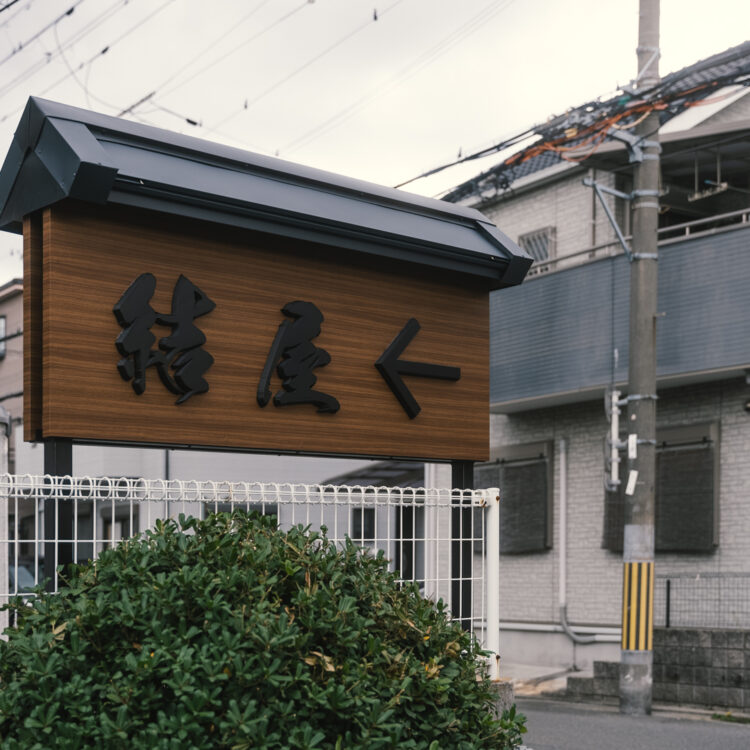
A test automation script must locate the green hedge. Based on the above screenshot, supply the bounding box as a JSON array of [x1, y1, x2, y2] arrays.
[[0, 512, 526, 749]]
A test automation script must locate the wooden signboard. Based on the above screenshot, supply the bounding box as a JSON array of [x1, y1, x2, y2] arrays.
[[25, 202, 488, 462]]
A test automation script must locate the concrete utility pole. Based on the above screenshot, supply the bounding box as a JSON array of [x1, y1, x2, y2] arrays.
[[620, 0, 660, 716]]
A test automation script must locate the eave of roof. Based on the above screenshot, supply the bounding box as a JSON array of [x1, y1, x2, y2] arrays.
[[0, 277, 22, 302], [458, 115, 750, 210], [321, 459, 425, 488], [442, 42, 750, 206], [584, 115, 750, 172], [0, 98, 532, 290]]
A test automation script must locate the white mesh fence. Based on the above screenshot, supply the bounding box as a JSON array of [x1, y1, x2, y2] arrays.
[[0, 474, 499, 659]]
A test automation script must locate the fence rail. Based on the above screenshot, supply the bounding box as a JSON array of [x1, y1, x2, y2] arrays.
[[0, 474, 500, 676], [654, 572, 750, 630]]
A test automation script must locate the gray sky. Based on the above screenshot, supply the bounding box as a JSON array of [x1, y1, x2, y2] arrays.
[[1, 0, 749, 284]]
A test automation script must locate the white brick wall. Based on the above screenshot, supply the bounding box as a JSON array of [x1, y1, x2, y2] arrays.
[[481, 168, 620, 265], [490, 378, 750, 627]]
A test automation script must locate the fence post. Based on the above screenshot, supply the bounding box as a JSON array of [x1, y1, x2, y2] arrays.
[[486, 487, 501, 681], [451, 460, 474, 630]]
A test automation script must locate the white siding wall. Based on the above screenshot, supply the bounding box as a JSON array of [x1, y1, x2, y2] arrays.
[[491, 378, 750, 627], [481, 169, 620, 267], [0, 288, 23, 470]]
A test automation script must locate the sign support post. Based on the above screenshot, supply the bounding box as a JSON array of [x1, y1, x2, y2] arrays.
[[44, 439, 73, 591]]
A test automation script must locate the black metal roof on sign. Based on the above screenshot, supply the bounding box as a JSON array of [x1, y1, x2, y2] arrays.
[[0, 98, 531, 290]]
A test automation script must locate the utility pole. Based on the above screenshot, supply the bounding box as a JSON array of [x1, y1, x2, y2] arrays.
[[620, 0, 660, 716]]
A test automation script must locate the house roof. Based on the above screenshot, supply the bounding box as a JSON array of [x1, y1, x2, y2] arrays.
[[443, 41, 750, 205], [322, 459, 424, 489], [584, 116, 750, 173], [0, 98, 532, 290], [0, 277, 22, 302]]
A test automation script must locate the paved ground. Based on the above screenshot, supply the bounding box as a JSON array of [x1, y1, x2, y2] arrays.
[[516, 698, 750, 750], [500, 661, 577, 698]]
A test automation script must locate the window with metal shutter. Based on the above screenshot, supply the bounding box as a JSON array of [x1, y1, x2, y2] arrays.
[[475, 441, 552, 555], [655, 441, 715, 552], [602, 423, 718, 553]]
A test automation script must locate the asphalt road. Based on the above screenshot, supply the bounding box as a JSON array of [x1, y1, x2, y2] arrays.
[[516, 698, 750, 750]]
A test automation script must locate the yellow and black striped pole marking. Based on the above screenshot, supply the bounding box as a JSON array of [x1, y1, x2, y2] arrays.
[[621, 561, 654, 651]]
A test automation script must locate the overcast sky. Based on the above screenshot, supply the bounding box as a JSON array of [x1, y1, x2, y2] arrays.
[[0, 0, 748, 284]]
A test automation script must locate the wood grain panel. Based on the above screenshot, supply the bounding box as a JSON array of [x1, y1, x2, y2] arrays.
[[38, 202, 489, 461], [23, 213, 43, 442]]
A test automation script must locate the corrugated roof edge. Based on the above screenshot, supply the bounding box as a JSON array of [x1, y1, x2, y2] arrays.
[[0, 98, 532, 290]]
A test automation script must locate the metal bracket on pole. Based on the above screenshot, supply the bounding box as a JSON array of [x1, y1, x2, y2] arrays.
[[584, 179, 634, 202], [606, 129, 662, 164], [620, 46, 661, 94], [623, 393, 659, 403], [608, 129, 644, 162], [583, 177, 634, 260]]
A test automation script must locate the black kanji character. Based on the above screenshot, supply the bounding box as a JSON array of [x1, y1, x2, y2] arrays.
[[257, 300, 339, 414], [113, 273, 215, 404]]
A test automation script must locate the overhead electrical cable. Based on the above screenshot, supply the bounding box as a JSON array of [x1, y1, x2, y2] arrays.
[[0, 0, 132, 101], [397, 43, 750, 196], [202, 0, 408, 137], [0, 0, 84, 68], [0, 0, 30, 28], [0, 0, 22, 15], [280, 0, 517, 156], [393, 128, 536, 188], [121, 0, 276, 116], [51, 0, 177, 114], [149, 101, 201, 127], [137, 0, 313, 120]]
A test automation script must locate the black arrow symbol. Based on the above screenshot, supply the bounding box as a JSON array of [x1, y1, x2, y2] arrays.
[[375, 318, 461, 419]]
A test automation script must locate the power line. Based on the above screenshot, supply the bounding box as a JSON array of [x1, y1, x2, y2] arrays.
[[123, 0, 312, 120], [122, 0, 275, 116], [0, 0, 84, 68], [280, 0, 518, 156], [0, 0, 30, 29], [0, 0, 165, 125], [159, 0, 312, 100], [52, 0, 177, 114], [393, 128, 536, 188], [0, 0, 131, 101], [399, 43, 750, 197], [0, 0, 22, 15], [149, 101, 201, 127], [201, 0, 408, 137]]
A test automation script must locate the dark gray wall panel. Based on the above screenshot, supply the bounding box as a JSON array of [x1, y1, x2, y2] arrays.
[[656, 229, 750, 377], [490, 227, 750, 406], [490, 254, 630, 404]]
